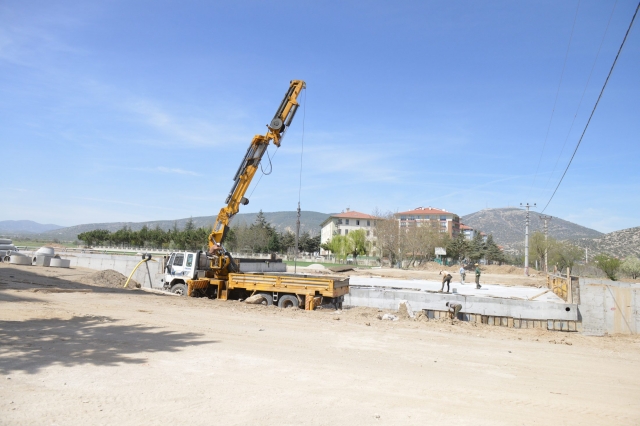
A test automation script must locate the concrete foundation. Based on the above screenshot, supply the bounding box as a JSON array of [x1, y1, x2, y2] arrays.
[[344, 276, 579, 332], [345, 286, 577, 321]]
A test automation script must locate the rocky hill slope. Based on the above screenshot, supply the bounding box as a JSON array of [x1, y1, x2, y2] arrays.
[[573, 226, 640, 259], [461, 208, 603, 250]]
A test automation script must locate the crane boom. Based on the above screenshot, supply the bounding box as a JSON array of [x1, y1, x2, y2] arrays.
[[208, 80, 306, 251]]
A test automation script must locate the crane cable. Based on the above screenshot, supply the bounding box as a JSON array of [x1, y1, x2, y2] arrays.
[[294, 88, 307, 273], [298, 89, 307, 206], [541, 1, 640, 214]]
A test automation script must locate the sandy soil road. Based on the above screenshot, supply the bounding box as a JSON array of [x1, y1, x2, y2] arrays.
[[1, 264, 639, 425]]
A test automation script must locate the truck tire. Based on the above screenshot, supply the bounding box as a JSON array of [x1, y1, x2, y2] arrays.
[[278, 295, 299, 309], [256, 293, 273, 306], [171, 283, 188, 296]]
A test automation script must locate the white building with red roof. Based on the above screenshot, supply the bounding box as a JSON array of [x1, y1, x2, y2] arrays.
[[320, 208, 378, 256], [395, 206, 460, 238]]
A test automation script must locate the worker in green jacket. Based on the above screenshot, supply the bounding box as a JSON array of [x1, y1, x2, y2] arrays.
[[475, 263, 482, 289]]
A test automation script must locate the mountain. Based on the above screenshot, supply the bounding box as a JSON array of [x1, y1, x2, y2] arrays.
[[461, 208, 604, 250], [32, 211, 330, 241], [573, 227, 640, 259], [0, 220, 64, 235]]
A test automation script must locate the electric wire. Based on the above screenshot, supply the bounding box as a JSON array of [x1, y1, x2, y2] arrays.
[[542, 0, 618, 193], [541, 1, 640, 213], [529, 0, 581, 198]]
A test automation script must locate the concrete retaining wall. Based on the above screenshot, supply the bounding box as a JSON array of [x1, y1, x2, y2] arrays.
[[345, 287, 578, 321], [578, 278, 640, 335]]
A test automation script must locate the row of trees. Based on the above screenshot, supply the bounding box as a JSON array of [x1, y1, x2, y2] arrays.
[[77, 212, 321, 254]]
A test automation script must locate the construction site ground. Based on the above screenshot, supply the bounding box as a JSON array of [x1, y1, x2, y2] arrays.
[[1, 263, 639, 425]]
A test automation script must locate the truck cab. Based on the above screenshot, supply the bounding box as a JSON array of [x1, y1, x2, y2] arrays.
[[161, 251, 207, 295]]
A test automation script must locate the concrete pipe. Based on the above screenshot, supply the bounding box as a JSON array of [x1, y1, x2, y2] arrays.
[[50, 258, 70, 268], [10, 254, 32, 265], [35, 246, 55, 257], [35, 255, 52, 267]]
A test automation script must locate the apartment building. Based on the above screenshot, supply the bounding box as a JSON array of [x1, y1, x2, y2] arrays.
[[395, 206, 460, 238], [320, 209, 377, 256]]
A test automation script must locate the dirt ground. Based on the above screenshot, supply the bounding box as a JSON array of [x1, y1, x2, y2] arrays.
[[1, 264, 639, 425]]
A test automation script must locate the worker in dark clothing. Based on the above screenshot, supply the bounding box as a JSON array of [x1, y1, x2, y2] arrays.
[[440, 270, 453, 293], [446, 301, 462, 319], [475, 263, 482, 289]]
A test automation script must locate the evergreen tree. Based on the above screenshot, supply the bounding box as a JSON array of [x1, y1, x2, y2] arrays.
[[469, 233, 486, 263]]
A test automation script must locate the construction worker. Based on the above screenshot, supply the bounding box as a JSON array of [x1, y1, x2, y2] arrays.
[[459, 265, 466, 284], [446, 301, 462, 319], [440, 270, 453, 293], [475, 263, 482, 289]]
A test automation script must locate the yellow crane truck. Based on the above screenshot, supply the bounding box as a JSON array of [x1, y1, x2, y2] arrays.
[[159, 80, 349, 310]]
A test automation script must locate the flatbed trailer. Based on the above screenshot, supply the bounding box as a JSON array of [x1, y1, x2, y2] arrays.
[[186, 273, 349, 310]]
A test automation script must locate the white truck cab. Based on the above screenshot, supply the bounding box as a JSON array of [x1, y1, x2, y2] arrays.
[[161, 251, 208, 295]]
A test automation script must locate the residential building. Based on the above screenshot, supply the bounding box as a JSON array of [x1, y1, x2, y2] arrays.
[[460, 224, 476, 240], [395, 206, 460, 238], [320, 209, 378, 256], [460, 223, 487, 242]]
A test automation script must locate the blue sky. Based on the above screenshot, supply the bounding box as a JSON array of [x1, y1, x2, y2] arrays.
[[1, 1, 638, 233]]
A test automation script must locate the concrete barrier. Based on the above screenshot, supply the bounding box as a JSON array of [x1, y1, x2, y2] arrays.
[[578, 278, 640, 335], [344, 287, 578, 321]]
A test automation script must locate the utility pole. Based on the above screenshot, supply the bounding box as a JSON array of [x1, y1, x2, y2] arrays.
[[520, 203, 536, 276], [539, 215, 552, 273]]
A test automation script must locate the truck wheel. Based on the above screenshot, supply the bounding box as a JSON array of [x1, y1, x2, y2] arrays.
[[256, 293, 273, 306], [278, 295, 299, 309], [171, 283, 188, 296]]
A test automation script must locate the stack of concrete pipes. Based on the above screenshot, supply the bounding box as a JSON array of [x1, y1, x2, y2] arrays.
[[2, 245, 70, 268], [0, 238, 18, 262]]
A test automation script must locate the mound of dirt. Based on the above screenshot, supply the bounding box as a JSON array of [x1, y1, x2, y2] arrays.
[[305, 263, 326, 270], [79, 269, 140, 289]]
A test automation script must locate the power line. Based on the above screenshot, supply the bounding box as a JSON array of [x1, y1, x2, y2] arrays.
[[542, 0, 619, 194], [529, 0, 581, 198], [541, 1, 640, 214]]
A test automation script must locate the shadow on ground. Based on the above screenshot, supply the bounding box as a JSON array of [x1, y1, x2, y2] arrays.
[[0, 265, 158, 295], [0, 316, 216, 374]]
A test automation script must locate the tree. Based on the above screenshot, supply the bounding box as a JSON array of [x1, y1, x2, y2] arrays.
[[346, 229, 367, 264], [594, 254, 622, 281], [325, 235, 349, 261], [530, 231, 551, 271], [620, 256, 640, 279], [280, 231, 296, 255], [550, 241, 583, 273], [468, 233, 486, 263], [485, 235, 505, 264], [372, 209, 402, 267], [447, 234, 470, 263], [303, 234, 321, 254]]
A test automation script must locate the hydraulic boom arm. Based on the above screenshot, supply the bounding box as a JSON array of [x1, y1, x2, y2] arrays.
[[208, 80, 306, 251]]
